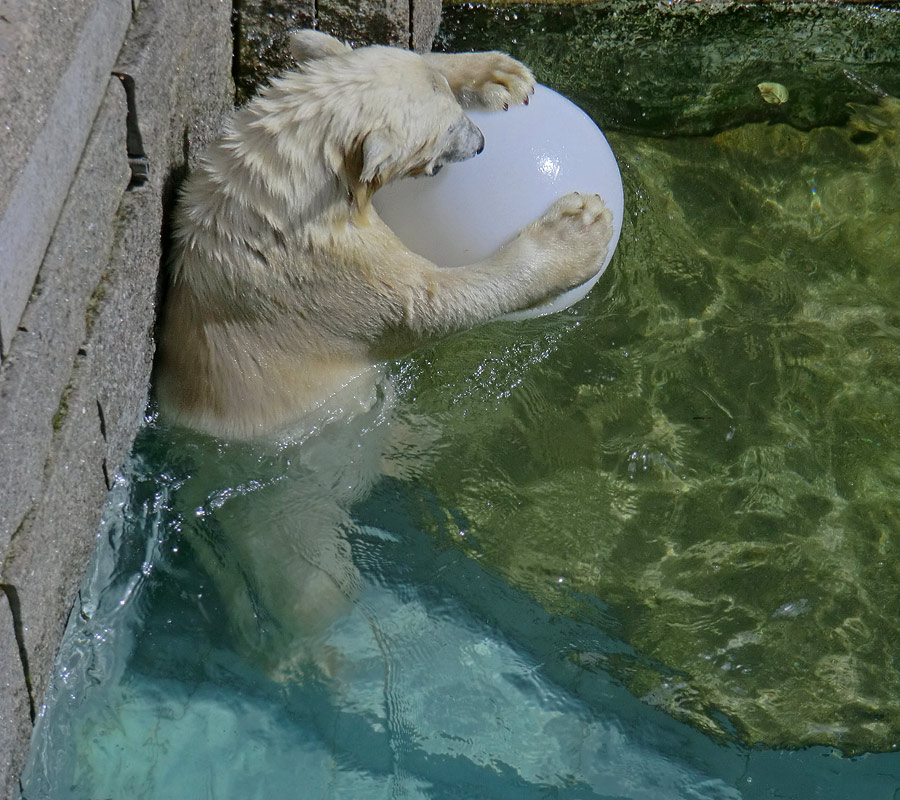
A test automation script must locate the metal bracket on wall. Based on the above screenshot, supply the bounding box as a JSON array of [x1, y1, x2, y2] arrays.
[[0, 583, 35, 724], [113, 71, 151, 189]]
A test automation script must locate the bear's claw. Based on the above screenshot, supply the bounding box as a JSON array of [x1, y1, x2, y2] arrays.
[[476, 56, 536, 110]]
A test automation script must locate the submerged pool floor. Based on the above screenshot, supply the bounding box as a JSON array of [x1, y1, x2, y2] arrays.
[[21, 12, 900, 797]]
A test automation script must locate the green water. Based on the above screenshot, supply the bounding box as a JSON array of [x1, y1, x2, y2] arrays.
[[383, 37, 900, 752]]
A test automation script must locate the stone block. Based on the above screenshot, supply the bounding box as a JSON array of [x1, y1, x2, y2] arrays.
[[98, 0, 234, 472], [88, 190, 162, 484], [0, 590, 30, 800], [0, 0, 132, 355], [234, 0, 316, 104], [0, 0, 233, 793], [0, 78, 128, 797], [0, 79, 130, 565], [1, 364, 109, 728], [412, 0, 443, 52], [317, 0, 409, 48], [233, 0, 442, 103], [114, 0, 234, 175]]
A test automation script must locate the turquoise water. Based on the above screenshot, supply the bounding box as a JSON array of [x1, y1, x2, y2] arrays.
[[21, 5, 900, 796], [20, 417, 900, 798]]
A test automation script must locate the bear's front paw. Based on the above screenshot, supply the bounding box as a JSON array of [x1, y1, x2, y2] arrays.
[[530, 192, 614, 287], [465, 52, 535, 111], [428, 52, 536, 111]]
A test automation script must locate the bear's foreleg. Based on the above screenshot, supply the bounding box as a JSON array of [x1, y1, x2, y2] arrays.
[[388, 192, 613, 339]]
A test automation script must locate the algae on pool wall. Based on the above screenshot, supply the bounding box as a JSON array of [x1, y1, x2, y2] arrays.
[[392, 3, 900, 754], [436, 1, 900, 136]]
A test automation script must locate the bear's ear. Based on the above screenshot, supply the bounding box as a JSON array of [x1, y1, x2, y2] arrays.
[[359, 130, 397, 185], [289, 30, 352, 65]]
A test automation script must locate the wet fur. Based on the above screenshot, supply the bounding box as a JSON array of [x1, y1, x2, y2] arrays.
[[155, 30, 612, 440]]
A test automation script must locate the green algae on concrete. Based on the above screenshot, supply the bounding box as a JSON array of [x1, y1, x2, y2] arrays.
[[392, 6, 900, 753]]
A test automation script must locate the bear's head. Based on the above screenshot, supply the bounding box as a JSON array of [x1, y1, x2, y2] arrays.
[[287, 30, 485, 207]]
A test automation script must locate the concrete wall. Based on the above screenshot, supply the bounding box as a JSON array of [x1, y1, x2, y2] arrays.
[[0, 2, 234, 795], [0, 0, 441, 796]]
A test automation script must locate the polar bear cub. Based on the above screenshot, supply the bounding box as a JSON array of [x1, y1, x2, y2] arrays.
[[156, 30, 613, 440]]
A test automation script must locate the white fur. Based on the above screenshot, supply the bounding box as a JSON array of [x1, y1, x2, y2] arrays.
[[155, 31, 613, 440]]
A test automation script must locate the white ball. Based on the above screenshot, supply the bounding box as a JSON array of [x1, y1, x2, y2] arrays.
[[374, 84, 624, 321]]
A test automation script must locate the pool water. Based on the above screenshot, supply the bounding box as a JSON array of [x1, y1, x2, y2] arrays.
[[21, 6, 900, 798], [21, 416, 900, 799], [397, 102, 900, 758]]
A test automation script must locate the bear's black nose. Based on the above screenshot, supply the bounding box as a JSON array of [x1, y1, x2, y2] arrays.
[[443, 117, 484, 164], [474, 126, 485, 155]]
